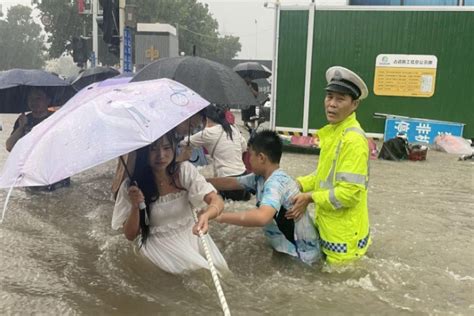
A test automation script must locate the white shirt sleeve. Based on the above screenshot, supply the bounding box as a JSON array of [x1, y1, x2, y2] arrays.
[[111, 179, 132, 230], [237, 127, 248, 152], [178, 161, 216, 208], [181, 130, 209, 148]]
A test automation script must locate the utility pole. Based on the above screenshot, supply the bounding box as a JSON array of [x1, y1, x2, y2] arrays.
[[92, 0, 98, 67], [269, 0, 280, 131], [82, 22, 88, 69], [119, 0, 126, 72], [255, 19, 258, 59]]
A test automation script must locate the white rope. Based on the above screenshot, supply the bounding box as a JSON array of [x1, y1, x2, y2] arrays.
[[192, 209, 231, 316]]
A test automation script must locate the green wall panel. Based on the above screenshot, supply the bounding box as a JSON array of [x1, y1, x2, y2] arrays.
[[276, 9, 474, 137], [275, 10, 308, 129]]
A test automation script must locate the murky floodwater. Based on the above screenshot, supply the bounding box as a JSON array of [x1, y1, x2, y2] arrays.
[[0, 114, 473, 315]]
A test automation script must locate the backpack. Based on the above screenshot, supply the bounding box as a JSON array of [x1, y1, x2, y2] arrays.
[[378, 137, 410, 161]]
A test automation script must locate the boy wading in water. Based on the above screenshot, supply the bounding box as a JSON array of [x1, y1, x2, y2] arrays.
[[208, 130, 321, 264]]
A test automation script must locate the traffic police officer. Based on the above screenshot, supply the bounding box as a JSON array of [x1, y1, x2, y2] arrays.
[[288, 66, 371, 264]]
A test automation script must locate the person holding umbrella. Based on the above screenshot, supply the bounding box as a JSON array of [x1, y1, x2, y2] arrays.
[[5, 87, 70, 191], [111, 108, 208, 199], [112, 131, 229, 275], [233, 62, 271, 133], [5, 87, 54, 152], [240, 76, 259, 130]]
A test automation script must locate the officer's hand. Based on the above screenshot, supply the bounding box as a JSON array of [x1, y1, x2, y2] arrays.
[[287, 192, 313, 220]]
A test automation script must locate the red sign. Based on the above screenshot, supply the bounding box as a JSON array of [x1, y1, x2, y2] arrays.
[[77, 0, 85, 14]]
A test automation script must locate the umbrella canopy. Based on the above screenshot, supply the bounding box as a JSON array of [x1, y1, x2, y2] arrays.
[[0, 69, 75, 113], [132, 56, 258, 109], [72, 66, 120, 91], [115, 72, 135, 78], [66, 74, 78, 84], [97, 76, 132, 87], [233, 62, 271, 80], [0, 78, 210, 188]]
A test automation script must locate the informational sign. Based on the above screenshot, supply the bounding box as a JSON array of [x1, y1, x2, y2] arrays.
[[374, 54, 437, 97], [145, 46, 160, 61], [384, 117, 464, 144], [123, 27, 133, 73], [135, 33, 178, 67]]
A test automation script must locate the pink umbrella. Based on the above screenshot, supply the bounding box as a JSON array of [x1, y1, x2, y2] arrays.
[[0, 78, 209, 189]]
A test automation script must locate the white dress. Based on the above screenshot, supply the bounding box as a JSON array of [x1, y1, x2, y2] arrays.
[[112, 161, 229, 275]]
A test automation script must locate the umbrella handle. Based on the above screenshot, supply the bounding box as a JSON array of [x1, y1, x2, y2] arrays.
[[119, 156, 133, 180], [139, 201, 149, 225], [129, 180, 149, 226]]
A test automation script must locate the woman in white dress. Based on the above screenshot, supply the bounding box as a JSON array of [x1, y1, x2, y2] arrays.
[[112, 132, 229, 275], [181, 106, 250, 201]]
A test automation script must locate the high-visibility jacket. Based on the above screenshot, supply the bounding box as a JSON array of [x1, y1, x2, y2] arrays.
[[297, 113, 370, 264]]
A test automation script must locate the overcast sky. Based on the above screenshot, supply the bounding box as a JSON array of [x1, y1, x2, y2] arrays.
[[199, 0, 278, 60], [1, 0, 344, 61], [196, 0, 345, 60]]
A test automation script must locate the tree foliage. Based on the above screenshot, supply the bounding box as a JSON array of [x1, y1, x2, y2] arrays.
[[0, 5, 46, 70], [36, 0, 241, 66], [35, 0, 85, 59], [134, 0, 241, 61], [35, 0, 118, 66]]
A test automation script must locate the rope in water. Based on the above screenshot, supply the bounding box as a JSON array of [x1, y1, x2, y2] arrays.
[[192, 209, 231, 316]]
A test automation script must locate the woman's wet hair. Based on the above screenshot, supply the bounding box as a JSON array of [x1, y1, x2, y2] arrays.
[[131, 132, 180, 245], [248, 129, 282, 164], [192, 107, 208, 129], [205, 105, 233, 140]]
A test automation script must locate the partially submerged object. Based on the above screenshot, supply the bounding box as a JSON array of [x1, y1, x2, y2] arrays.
[[434, 135, 473, 155]]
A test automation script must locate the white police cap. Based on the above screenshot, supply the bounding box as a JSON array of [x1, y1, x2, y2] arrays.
[[325, 66, 368, 100]]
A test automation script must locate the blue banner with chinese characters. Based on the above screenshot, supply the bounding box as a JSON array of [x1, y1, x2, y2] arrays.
[[384, 117, 464, 144], [123, 27, 133, 73]]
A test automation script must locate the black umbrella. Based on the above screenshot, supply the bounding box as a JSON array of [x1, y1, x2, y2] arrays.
[[66, 73, 79, 84], [132, 56, 259, 108], [0, 69, 76, 113], [72, 66, 120, 91], [233, 62, 271, 80]]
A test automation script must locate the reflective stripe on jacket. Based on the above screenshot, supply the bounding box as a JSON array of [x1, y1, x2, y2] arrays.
[[297, 113, 370, 264]]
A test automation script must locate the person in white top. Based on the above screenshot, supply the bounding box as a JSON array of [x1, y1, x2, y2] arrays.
[[112, 131, 229, 275], [111, 109, 207, 199], [181, 106, 251, 201]]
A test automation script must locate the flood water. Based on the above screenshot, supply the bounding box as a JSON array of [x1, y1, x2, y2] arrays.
[[0, 114, 473, 315]]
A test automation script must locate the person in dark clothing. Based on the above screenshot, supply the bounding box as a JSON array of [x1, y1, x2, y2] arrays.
[[241, 77, 259, 128], [6, 88, 54, 152], [6, 88, 70, 191]]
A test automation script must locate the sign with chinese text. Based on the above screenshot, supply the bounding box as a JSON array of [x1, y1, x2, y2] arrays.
[[384, 117, 464, 144], [123, 27, 133, 73], [374, 54, 437, 97], [145, 46, 160, 61], [135, 33, 178, 67]]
